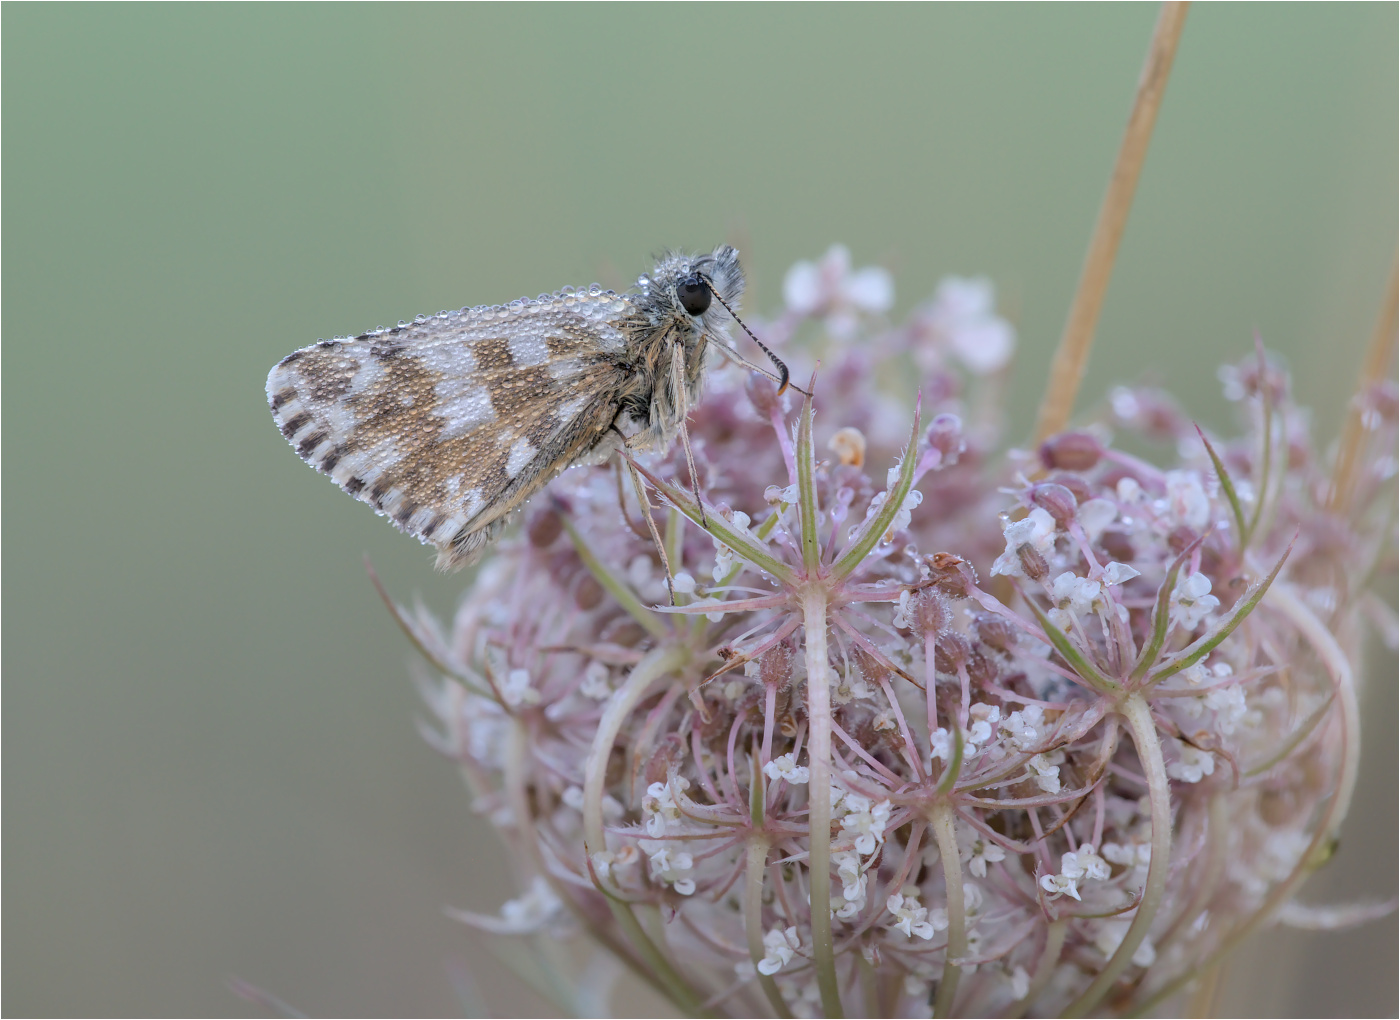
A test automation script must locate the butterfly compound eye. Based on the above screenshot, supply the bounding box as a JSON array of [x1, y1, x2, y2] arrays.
[[676, 275, 712, 316]]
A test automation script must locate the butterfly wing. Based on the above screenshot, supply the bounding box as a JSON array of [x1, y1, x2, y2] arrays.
[[267, 288, 644, 567]]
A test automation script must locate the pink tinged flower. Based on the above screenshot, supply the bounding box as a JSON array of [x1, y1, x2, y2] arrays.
[[1027, 752, 1063, 793], [832, 670, 874, 705], [450, 875, 564, 935], [1050, 572, 1102, 616], [1164, 469, 1211, 530], [763, 752, 810, 785], [1009, 965, 1032, 1000], [924, 276, 1016, 374], [856, 478, 925, 545], [1063, 845, 1112, 882], [710, 511, 751, 581], [563, 785, 622, 819], [1171, 571, 1220, 629], [966, 702, 1002, 750], [991, 507, 1058, 579], [782, 244, 894, 339], [579, 661, 612, 700], [1166, 741, 1216, 783], [833, 851, 868, 918], [1101, 560, 1140, 586], [923, 413, 967, 469], [642, 780, 685, 837], [886, 891, 947, 940], [647, 846, 696, 896], [1204, 684, 1249, 734], [757, 926, 801, 975], [1102, 841, 1152, 871], [1094, 919, 1156, 967], [1040, 846, 1110, 900], [501, 668, 540, 707], [957, 824, 1007, 878], [590, 846, 641, 883], [1076, 498, 1119, 542], [1039, 872, 1081, 901], [838, 793, 892, 856], [929, 727, 953, 762]]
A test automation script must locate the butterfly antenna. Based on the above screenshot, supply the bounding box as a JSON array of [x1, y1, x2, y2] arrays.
[[701, 277, 808, 398]]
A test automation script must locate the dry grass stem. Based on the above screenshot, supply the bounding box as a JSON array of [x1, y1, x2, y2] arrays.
[[1033, 1, 1190, 444], [1330, 253, 1398, 512]]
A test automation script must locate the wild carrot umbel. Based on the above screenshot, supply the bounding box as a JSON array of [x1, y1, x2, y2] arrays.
[[386, 7, 1394, 1013], [398, 248, 1397, 1017]]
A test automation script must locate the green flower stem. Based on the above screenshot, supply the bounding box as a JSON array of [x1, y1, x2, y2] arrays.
[[631, 460, 799, 587], [1129, 598, 1361, 1020], [1195, 425, 1249, 551], [502, 720, 673, 1008], [1148, 540, 1292, 685], [930, 802, 967, 1018], [560, 515, 670, 641], [366, 561, 493, 699], [795, 393, 823, 573], [1153, 793, 1227, 955], [1061, 694, 1171, 1017], [744, 835, 791, 1018], [1129, 540, 1198, 682], [801, 583, 844, 1018], [855, 949, 881, 1018], [1005, 918, 1067, 1019], [934, 727, 964, 798], [1243, 691, 1335, 778], [581, 645, 706, 1015], [1019, 591, 1119, 694], [832, 405, 922, 580], [1265, 583, 1361, 839]]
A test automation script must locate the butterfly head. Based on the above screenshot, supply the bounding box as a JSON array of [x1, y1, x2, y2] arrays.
[[637, 245, 745, 333]]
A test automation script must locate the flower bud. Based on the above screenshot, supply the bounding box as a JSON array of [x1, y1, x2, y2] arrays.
[[1030, 483, 1079, 528], [1367, 379, 1398, 424], [573, 575, 604, 610], [974, 613, 1016, 653], [828, 426, 867, 467], [933, 631, 971, 673], [1047, 472, 1092, 503], [644, 735, 683, 786], [1038, 431, 1103, 471], [1166, 525, 1198, 555], [527, 508, 563, 548], [925, 413, 966, 462], [1099, 529, 1136, 563], [609, 622, 648, 647], [746, 373, 782, 417], [967, 647, 999, 686]]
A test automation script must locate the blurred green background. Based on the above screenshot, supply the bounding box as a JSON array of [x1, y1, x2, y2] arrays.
[[5, 4, 1394, 1016]]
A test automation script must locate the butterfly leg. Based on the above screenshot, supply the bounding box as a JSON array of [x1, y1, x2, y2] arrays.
[[622, 451, 676, 606], [670, 338, 709, 529], [612, 458, 655, 543]]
